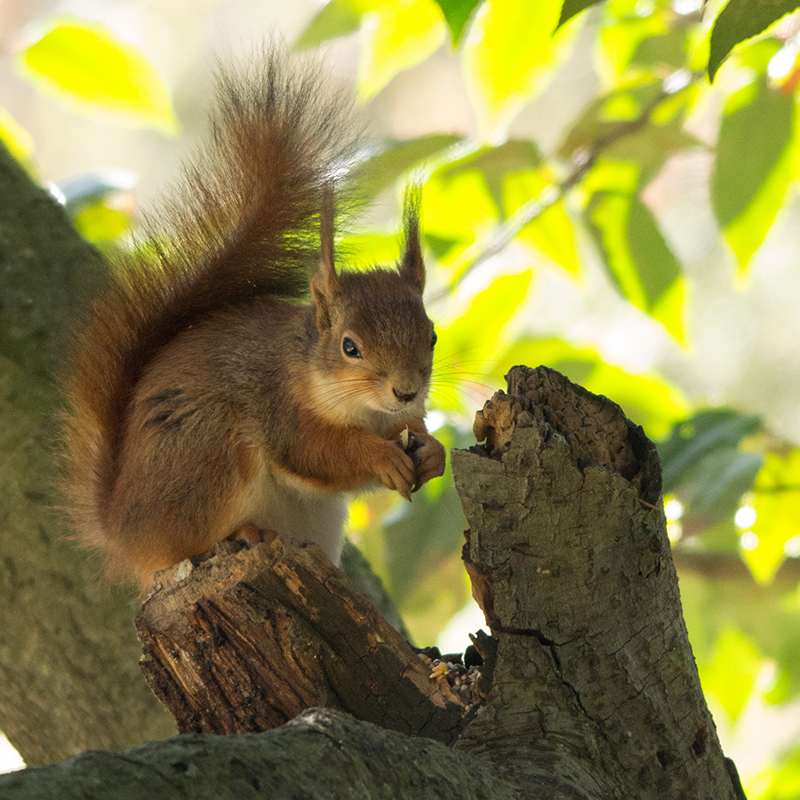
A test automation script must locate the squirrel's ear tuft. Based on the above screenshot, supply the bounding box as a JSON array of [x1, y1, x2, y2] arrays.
[[311, 182, 340, 331], [399, 186, 425, 294]]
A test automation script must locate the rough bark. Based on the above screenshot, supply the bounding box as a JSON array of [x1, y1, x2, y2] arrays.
[[2, 363, 747, 799], [136, 537, 468, 741], [452, 366, 743, 799], [0, 708, 517, 800], [0, 142, 176, 763]]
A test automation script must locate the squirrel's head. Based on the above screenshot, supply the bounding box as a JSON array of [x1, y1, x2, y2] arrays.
[[309, 188, 436, 426]]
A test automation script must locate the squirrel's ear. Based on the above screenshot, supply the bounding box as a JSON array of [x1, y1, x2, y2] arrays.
[[310, 182, 340, 331], [399, 186, 425, 294]]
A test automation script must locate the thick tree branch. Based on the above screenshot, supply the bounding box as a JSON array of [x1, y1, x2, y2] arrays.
[[0, 708, 517, 800], [0, 143, 176, 764]]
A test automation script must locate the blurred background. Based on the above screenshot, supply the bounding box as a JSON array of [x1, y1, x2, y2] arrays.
[[1, 0, 800, 795]]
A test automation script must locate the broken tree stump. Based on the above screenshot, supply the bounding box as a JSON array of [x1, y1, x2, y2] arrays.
[[452, 365, 743, 799], [132, 364, 745, 800], [136, 537, 468, 742]]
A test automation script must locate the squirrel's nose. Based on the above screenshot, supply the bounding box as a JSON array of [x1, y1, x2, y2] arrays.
[[393, 388, 417, 404]]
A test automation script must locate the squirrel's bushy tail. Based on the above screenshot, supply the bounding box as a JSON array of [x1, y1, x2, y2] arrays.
[[62, 48, 358, 560]]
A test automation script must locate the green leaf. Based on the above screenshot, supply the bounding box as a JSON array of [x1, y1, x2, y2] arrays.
[[597, 8, 666, 80], [699, 625, 763, 723], [677, 448, 763, 523], [658, 409, 762, 494], [383, 481, 467, 604], [625, 196, 681, 307], [587, 191, 684, 338], [557, 0, 603, 29], [503, 170, 580, 275], [421, 168, 499, 262], [357, 0, 447, 100], [434, 0, 483, 45], [438, 139, 541, 210], [294, 0, 367, 48], [747, 449, 800, 584], [708, 0, 800, 82], [20, 21, 178, 133], [351, 134, 463, 199], [711, 75, 795, 272], [463, 0, 580, 134], [435, 271, 533, 410]]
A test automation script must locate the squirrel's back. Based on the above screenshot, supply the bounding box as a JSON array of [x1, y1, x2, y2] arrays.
[[61, 49, 360, 561]]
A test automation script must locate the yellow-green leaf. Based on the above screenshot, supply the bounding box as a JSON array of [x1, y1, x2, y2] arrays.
[[435, 270, 533, 411], [358, 0, 447, 100], [20, 20, 178, 133], [463, 0, 580, 136], [746, 449, 800, 584], [503, 170, 581, 275], [699, 625, 763, 723], [0, 107, 35, 168], [712, 73, 796, 275]]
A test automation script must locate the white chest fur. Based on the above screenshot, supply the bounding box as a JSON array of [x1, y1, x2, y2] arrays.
[[235, 455, 347, 564]]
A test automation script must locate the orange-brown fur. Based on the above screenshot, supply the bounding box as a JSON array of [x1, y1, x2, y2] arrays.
[[61, 49, 445, 593]]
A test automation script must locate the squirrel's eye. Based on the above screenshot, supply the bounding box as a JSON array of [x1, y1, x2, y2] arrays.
[[431, 330, 437, 349], [342, 337, 361, 359]]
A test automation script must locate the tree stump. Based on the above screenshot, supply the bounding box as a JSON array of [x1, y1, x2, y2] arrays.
[[130, 364, 745, 800], [136, 537, 469, 742]]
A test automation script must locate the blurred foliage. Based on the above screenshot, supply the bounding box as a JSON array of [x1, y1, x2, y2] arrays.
[[3, 0, 800, 793]]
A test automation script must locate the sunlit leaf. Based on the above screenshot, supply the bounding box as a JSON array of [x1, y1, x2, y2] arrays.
[[651, 275, 688, 347], [439, 139, 541, 209], [463, 0, 580, 135], [747, 743, 800, 800], [699, 625, 763, 723], [295, 0, 369, 48], [503, 170, 581, 275], [351, 134, 463, 199], [435, 271, 533, 410], [708, 0, 800, 81], [72, 202, 131, 245], [625, 195, 680, 307], [434, 0, 483, 45], [0, 107, 34, 168], [632, 26, 692, 70], [357, 0, 447, 99], [587, 191, 684, 337], [711, 74, 795, 273], [597, 9, 666, 81], [421, 169, 499, 258], [559, 78, 702, 184], [746, 449, 800, 583], [339, 233, 407, 267], [20, 21, 178, 133]]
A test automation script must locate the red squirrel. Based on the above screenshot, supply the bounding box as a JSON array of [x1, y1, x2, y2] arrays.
[[61, 51, 446, 594]]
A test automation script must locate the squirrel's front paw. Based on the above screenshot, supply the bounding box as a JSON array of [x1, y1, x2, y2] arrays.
[[409, 433, 446, 492], [375, 442, 416, 500]]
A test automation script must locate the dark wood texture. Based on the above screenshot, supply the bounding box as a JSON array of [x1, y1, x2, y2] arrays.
[[136, 538, 467, 742]]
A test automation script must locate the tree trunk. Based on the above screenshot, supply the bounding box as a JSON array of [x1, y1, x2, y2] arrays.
[[1, 364, 746, 799], [0, 143, 176, 764]]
